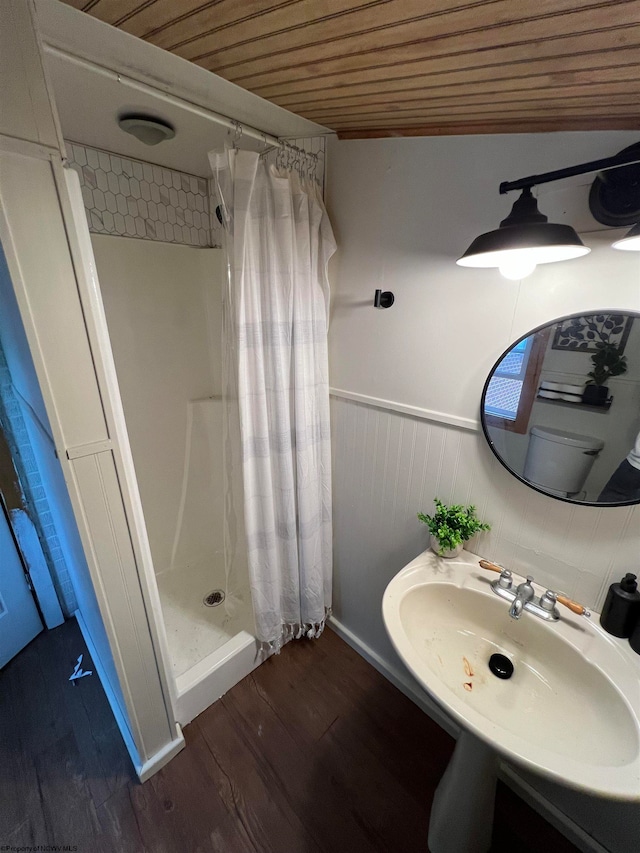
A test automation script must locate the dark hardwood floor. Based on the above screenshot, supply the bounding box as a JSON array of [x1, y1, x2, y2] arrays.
[[0, 619, 579, 853]]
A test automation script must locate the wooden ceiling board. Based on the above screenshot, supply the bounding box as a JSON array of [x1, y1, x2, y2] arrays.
[[118, 0, 622, 64], [118, 0, 293, 38], [148, 0, 378, 55], [329, 116, 640, 137], [266, 47, 640, 107], [118, 0, 220, 35], [222, 5, 636, 87], [245, 23, 640, 99], [78, 0, 165, 24], [197, 1, 625, 74], [61, 0, 640, 138], [300, 77, 640, 119], [326, 101, 640, 126], [337, 117, 640, 137]]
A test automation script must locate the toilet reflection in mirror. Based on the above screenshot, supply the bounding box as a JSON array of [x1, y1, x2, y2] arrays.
[[481, 312, 640, 506]]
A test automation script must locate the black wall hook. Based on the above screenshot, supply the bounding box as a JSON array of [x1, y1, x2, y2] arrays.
[[374, 289, 395, 309]]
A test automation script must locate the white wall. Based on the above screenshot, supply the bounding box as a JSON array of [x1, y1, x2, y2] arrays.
[[0, 0, 59, 150], [92, 236, 222, 576], [326, 130, 640, 853]]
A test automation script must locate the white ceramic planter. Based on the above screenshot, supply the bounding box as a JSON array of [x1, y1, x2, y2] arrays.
[[429, 535, 463, 559]]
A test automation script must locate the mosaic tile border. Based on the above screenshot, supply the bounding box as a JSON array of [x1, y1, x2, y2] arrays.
[[67, 137, 325, 248], [67, 142, 215, 247]]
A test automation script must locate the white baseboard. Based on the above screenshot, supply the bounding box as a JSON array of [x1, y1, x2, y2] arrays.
[[137, 724, 185, 783], [328, 615, 605, 853]]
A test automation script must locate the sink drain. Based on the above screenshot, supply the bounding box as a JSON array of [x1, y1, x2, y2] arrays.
[[203, 589, 225, 607], [488, 653, 514, 680]]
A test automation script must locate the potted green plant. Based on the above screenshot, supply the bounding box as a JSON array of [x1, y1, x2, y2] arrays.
[[418, 498, 491, 558], [583, 342, 627, 405], [555, 314, 628, 406]]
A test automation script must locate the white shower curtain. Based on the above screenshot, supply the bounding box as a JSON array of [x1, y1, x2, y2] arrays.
[[211, 148, 336, 653]]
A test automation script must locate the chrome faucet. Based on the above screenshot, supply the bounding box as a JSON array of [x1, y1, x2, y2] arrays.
[[479, 560, 591, 623], [488, 568, 558, 621], [509, 576, 535, 620]]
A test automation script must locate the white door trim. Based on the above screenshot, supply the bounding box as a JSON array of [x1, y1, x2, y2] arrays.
[[9, 507, 63, 629]]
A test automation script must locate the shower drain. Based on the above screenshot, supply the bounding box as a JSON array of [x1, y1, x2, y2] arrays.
[[203, 589, 225, 607]]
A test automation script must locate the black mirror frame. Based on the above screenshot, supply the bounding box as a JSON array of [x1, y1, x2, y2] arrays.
[[480, 309, 640, 508]]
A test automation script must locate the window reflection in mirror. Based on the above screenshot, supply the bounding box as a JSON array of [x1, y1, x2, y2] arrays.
[[481, 312, 640, 506]]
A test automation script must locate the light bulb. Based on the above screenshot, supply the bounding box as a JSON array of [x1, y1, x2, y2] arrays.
[[498, 258, 537, 280], [612, 224, 640, 251]]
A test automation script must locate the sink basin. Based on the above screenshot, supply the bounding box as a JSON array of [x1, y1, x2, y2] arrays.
[[383, 548, 640, 800]]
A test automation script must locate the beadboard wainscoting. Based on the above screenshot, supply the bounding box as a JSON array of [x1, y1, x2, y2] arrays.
[[331, 391, 639, 645], [330, 390, 640, 853]]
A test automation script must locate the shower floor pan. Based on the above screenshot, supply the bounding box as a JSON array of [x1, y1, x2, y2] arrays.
[[157, 559, 258, 725]]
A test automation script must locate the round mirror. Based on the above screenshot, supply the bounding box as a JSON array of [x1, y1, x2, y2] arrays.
[[481, 311, 640, 506]]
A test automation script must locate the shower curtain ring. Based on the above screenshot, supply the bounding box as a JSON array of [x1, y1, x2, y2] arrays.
[[232, 121, 242, 150]]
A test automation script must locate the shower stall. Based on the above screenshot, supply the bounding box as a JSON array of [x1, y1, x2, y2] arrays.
[[91, 233, 258, 724]]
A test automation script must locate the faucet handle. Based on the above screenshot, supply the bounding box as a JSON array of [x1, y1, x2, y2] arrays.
[[543, 588, 590, 617], [479, 559, 508, 574], [479, 560, 512, 588], [556, 593, 591, 618], [539, 589, 557, 612]]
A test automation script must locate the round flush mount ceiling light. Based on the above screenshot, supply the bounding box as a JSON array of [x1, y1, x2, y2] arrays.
[[118, 114, 175, 146], [456, 187, 590, 280]]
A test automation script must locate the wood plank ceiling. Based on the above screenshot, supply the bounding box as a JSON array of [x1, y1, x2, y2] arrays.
[[61, 0, 640, 138]]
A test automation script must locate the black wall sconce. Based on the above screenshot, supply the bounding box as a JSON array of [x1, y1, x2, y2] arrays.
[[374, 289, 395, 309], [457, 141, 640, 280]]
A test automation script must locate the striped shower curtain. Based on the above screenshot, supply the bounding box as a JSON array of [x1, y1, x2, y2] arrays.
[[211, 148, 336, 653]]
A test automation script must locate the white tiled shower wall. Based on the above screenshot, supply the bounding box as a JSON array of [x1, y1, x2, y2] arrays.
[[67, 137, 326, 247]]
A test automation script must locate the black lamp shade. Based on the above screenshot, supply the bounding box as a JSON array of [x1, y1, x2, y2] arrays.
[[612, 222, 640, 251], [457, 189, 589, 269]]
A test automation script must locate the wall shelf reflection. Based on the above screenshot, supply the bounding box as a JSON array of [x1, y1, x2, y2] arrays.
[[535, 394, 612, 413]]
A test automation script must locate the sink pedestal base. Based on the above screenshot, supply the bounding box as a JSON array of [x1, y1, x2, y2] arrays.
[[428, 731, 498, 853]]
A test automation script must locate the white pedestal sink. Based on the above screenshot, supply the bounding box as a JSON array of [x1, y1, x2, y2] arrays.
[[428, 730, 498, 853], [383, 548, 640, 853]]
